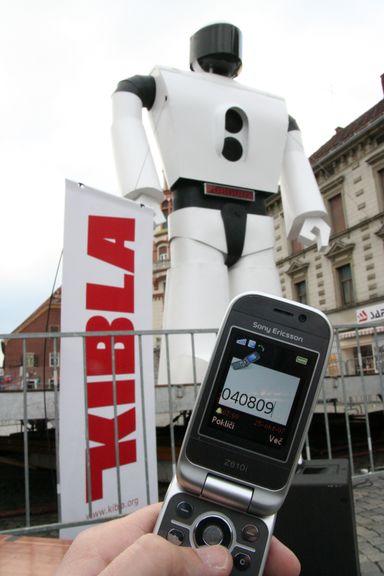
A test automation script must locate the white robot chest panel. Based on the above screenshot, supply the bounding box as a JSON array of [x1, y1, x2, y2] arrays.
[[149, 67, 289, 193]]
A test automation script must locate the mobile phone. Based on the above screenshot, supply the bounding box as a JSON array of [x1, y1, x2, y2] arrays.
[[155, 292, 333, 575]]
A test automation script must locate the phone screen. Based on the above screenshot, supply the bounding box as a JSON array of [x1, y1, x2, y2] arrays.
[[199, 326, 319, 461]]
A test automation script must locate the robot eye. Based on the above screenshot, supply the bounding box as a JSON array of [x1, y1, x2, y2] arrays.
[[222, 137, 243, 162], [225, 109, 243, 133]]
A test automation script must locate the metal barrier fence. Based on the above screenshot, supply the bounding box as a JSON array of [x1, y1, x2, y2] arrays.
[[0, 321, 383, 536]]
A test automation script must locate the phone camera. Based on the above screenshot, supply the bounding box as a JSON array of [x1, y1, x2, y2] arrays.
[[298, 314, 307, 323], [194, 515, 232, 548]]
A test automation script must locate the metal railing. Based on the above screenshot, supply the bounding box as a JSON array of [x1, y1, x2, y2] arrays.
[[0, 321, 383, 536]]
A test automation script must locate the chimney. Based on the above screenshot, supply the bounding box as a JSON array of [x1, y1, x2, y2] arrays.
[[381, 73, 384, 97]]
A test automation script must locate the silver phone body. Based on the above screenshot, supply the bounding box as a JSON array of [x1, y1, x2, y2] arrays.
[[155, 292, 333, 575]]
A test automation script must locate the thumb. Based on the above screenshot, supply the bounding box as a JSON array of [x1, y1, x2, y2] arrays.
[[102, 533, 233, 576], [194, 545, 233, 575]]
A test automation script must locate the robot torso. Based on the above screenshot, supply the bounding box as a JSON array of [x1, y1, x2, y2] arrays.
[[149, 66, 289, 195]]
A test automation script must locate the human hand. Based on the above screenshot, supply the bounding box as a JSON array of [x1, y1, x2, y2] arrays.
[[54, 503, 300, 576]]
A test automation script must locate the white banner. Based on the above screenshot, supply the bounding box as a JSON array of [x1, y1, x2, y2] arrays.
[[60, 180, 157, 537]]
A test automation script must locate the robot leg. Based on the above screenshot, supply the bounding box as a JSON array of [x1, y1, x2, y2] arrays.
[[158, 210, 229, 386]]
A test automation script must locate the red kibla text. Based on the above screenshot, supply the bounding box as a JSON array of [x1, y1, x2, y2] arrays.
[[85, 215, 137, 502]]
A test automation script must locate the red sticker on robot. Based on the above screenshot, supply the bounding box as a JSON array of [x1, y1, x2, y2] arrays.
[[204, 183, 255, 202]]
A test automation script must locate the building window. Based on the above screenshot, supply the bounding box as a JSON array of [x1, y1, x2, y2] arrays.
[[49, 352, 60, 368], [291, 238, 304, 255], [286, 259, 309, 303], [48, 378, 59, 390], [378, 168, 384, 201], [337, 264, 354, 305], [328, 193, 346, 235], [352, 345, 375, 375], [24, 352, 37, 368], [325, 238, 355, 309], [294, 280, 307, 304], [27, 378, 39, 390], [366, 152, 384, 211], [158, 244, 168, 261]]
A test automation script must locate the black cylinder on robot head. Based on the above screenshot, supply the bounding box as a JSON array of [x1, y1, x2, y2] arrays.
[[190, 23, 242, 78]]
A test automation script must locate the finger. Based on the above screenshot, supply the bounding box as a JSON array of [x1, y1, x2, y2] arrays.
[[316, 224, 330, 252], [101, 533, 233, 576], [55, 503, 162, 575], [264, 536, 301, 576]]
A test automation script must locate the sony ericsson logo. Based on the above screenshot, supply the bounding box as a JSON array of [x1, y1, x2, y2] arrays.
[[252, 322, 304, 344]]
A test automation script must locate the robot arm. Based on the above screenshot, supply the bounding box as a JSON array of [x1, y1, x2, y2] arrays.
[[111, 76, 165, 224], [280, 117, 330, 252]]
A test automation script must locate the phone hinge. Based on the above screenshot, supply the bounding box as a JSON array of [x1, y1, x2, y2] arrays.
[[202, 474, 253, 512]]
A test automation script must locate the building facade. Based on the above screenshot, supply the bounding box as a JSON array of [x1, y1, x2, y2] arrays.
[[266, 80, 384, 373], [2, 289, 61, 389], [153, 189, 173, 333]]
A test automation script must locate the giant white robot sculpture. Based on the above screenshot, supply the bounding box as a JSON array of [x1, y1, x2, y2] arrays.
[[111, 23, 330, 385]]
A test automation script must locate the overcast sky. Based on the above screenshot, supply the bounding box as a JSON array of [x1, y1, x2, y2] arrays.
[[0, 0, 383, 334]]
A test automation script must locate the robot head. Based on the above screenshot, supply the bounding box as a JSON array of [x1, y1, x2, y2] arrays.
[[190, 23, 242, 78]]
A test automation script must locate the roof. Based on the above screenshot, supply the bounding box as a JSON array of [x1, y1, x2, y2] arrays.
[[310, 98, 384, 165], [12, 288, 62, 334]]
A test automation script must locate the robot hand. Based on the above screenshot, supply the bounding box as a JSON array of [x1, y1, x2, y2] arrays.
[[136, 192, 165, 225], [297, 217, 330, 253]]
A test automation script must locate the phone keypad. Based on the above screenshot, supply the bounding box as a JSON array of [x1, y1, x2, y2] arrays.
[[241, 523, 260, 543], [176, 500, 194, 519], [167, 527, 185, 546], [233, 550, 252, 571], [156, 491, 270, 575]]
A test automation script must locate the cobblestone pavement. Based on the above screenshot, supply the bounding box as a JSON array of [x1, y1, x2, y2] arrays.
[[354, 472, 384, 575]]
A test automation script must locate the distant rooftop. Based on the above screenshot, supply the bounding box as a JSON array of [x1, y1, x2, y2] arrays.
[[12, 287, 61, 334], [310, 97, 384, 166]]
